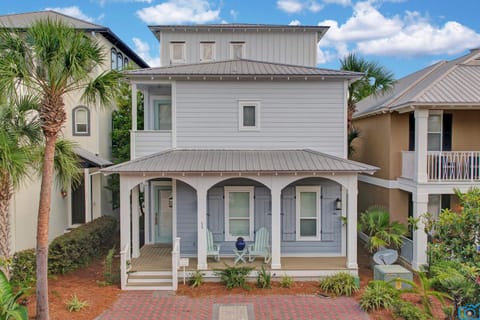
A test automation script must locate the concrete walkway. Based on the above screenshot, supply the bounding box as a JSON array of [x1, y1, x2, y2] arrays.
[[97, 292, 369, 320]]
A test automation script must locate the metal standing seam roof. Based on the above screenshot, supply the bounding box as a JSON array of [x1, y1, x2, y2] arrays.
[[102, 149, 378, 174], [0, 10, 149, 68], [74, 147, 112, 168], [126, 59, 364, 79], [354, 49, 480, 118]]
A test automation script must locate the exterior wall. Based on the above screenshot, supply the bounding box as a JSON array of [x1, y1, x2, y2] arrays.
[[389, 113, 409, 179], [159, 30, 317, 67], [451, 110, 480, 151], [171, 80, 346, 157], [176, 181, 198, 255]]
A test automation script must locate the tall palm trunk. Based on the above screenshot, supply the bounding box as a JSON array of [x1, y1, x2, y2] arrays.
[[0, 172, 12, 260]]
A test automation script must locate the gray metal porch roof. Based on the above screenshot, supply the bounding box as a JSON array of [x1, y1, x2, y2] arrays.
[[102, 149, 377, 174]]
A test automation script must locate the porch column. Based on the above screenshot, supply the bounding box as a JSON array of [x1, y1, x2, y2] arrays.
[[132, 185, 140, 258], [412, 192, 428, 270], [270, 184, 282, 269], [346, 177, 358, 269], [119, 175, 132, 259], [197, 187, 208, 270], [131, 82, 137, 131], [414, 109, 429, 183]]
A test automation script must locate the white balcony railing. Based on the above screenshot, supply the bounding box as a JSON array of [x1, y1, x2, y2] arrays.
[[402, 151, 480, 182]]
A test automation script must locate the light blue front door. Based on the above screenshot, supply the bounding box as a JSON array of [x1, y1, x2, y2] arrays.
[[153, 186, 173, 244]]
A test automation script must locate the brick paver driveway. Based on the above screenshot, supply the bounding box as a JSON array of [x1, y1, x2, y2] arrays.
[[97, 292, 369, 320]]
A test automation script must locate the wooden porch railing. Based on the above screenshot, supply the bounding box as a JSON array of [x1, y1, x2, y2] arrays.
[[171, 237, 181, 291], [427, 151, 480, 181], [120, 243, 130, 290]]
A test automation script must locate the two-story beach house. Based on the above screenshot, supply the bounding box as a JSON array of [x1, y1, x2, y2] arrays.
[[0, 11, 148, 253], [351, 49, 480, 270], [104, 24, 377, 290]]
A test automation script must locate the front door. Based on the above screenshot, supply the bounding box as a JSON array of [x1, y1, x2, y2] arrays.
[[153, 186, 173, 244]]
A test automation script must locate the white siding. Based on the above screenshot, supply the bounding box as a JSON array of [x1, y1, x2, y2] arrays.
[[160, 31, 317, 67], [133, 131, 172, 158], [173, 81, 346, 157]]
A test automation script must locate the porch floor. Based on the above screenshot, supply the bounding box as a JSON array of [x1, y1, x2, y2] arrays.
[[130, 245, 348, 272]]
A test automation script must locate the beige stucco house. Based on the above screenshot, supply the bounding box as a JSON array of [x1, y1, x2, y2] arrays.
[[351, 49, 480, 270], [0, 11, 148, 253]]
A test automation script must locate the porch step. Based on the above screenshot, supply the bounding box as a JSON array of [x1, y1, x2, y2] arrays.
[[127, 271, 174, 289]]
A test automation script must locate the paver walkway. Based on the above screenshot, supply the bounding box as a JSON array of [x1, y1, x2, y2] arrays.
[[97, 292, 369, 320]]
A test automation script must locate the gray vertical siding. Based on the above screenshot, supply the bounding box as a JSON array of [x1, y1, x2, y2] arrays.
[[176, 181, 197, 255]]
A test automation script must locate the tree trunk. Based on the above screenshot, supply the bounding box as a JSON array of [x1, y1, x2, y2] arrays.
[[36, 134, 57, 320], [0, 173, 12, 278]]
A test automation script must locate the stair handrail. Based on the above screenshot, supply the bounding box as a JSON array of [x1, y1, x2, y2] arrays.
[[171, 237, 181, 291]]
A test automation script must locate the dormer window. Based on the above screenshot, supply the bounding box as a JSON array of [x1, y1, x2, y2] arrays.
[[200, 42, 215, 62], [239, 100, 260, 131], [230, 42, 245, 59], [170, 42, 186, 64], [73, 106, 90, 136]]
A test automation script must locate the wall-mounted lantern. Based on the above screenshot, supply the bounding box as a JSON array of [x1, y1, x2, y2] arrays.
[[168, 195, 173, 208], [335, 198, 342, 211]]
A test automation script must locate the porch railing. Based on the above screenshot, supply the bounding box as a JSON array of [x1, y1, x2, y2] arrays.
[[120, 243, 130, 290], [401, 151, 480, 182], [171, 237, 181, 291]]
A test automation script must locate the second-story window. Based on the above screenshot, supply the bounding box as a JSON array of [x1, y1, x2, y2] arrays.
[[73, 106, 90, 136], [200, 42, 215, 61], [230, 42, 245, 59], [238, 100, 260, 131], [111, 48, 117, 70], [153, 98, 172, 130], [117, 52, 123, 70], [124, 57, 129, 69], [170, 42, 186, 64]]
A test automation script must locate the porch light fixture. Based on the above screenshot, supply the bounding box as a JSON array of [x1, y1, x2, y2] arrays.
[[335, 198, 342, 211], [168, 195, 173, 208]]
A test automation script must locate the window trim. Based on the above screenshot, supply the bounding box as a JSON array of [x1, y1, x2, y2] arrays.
[[170, 42, 186, 64], [238, 100, 260, 131], [151, 96, 172, 131], [296, 186, 321, 241], [200, 41, 216, 62], [427, 110, 443, 151], [230, 41, 245, 59], [224, 186, 254, 241], [72, 106, 90, 136], [117, 52, 123, 70], [111, 48, 117, 70]]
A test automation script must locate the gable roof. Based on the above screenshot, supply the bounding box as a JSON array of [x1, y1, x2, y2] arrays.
[[355, 49, 480, 118], [0, 10, 149, 68], [102, 149, 377, 174], [126, 58, 363, 81]]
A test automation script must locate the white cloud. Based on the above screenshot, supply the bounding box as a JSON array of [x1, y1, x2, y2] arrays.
[[229, 9, 238, 20], [97, 0, 153, 6], [322, 0, 351, 6], [45, 6, 95, 22], [277, 0, 323, 13], [289, 19, 302, 26], [136, 0, 220, 24], [132, 37, 160, 67]]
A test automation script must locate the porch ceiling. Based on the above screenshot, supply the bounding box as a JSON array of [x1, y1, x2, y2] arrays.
[[102, 149, 377, 174]]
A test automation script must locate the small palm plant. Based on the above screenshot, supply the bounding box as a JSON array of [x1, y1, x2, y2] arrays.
[[0, 270, 28, 320], [358, 207, 407, 253]]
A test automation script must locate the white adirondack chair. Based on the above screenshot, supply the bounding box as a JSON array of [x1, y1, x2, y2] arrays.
[[206, 229, 221, 261], [247, 227, 271, 263]]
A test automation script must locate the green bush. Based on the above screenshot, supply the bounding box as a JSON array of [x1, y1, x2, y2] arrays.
[[256, 266, 271, 289], [392, 300, 427, 320], [10, 249, 36, 289], [215, 264, 254, 290], [360, 280, 399, 311], [49, 216, 117, 274], [280, 274, 294, 288], [189, 270, 204, 288], [319, 272, 359, 297]]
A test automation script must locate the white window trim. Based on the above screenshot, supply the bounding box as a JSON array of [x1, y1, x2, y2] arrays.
[[149, 95, 172, 131], [296, 186, 321, 241], [200, 42, 215, 62], [230, 42, 245, 59], [224, 186, 254, 241], [72, 106, 90, 136], [427, 110, 443, 151], [170, 42, 186, 64], [238, 100, 260, 131]]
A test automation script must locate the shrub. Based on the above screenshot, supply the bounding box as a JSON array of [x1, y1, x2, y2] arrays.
[[189, 270, 204, 288], [102, 246, 117, 285], [0, 270, 28, 320], [65, 294, 88, 312], [256, 266, 271, 289], [10, 249, 36, 289], [280, 274, 294, 288], [49, 216, 117, 274], [319, 272, 359, 297], [215, 264, 254, 290], [360, 280, 399, 311], [392, 300, 427, 320]]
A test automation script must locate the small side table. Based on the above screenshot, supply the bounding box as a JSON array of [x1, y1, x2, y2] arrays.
[[233, 249, 247, 264]]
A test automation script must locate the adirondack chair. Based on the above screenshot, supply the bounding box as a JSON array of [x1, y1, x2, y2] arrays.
[[247, 227, 271, 263], [206, 229, 221, 261]]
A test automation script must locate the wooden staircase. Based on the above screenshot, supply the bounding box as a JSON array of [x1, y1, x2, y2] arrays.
[[126, 270, 175, 290]]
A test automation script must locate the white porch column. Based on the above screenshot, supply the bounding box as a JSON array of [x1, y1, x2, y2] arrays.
[[270, 183, 282, 269], [131, 185, 140, 258], [412, 192, 428, 270], [131, 82, 137, 131], [84, 168, 91, 223], [119, 175, 132, 259], [197, 187, 208, 270], [346, 176, 358, 269], [414, 109, 429, 183]]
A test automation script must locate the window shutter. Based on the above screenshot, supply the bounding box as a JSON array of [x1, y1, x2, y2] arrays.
[[408, 113, 415, 151], [442, 113, 452, 151]]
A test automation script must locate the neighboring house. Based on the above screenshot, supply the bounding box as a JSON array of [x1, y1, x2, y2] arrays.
[[103, 24, 377, 290], [351, 49, 480, 270], [0, 11, 148, 253]]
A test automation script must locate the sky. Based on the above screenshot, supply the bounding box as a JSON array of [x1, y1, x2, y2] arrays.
[[1, 0, 480, 78]]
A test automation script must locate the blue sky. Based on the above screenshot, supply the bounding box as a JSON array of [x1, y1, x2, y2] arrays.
[[1, 0, 480, 78]]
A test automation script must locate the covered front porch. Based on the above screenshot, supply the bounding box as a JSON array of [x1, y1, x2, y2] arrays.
[[103, 149, 376, 290]]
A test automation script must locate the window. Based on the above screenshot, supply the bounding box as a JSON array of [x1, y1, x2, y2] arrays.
[[111, 48, 117, 70], [225, 187, 254, 241], [238, 101, 260, 131], [230, 42, 245, 59], [200, 42, 215, 61], [117, 52, 123, 70], [170, 42, 186, 64], [153, 99, 172, 130], [427, 112, 442, 151], [124, 57, 129, 69], [296, 186, 321, 240], [72, 106, 90, 136]]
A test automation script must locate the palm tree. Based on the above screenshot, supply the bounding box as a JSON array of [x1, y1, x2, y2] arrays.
[[0, 19, 122, 319], [340, 53, 395, 131]]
